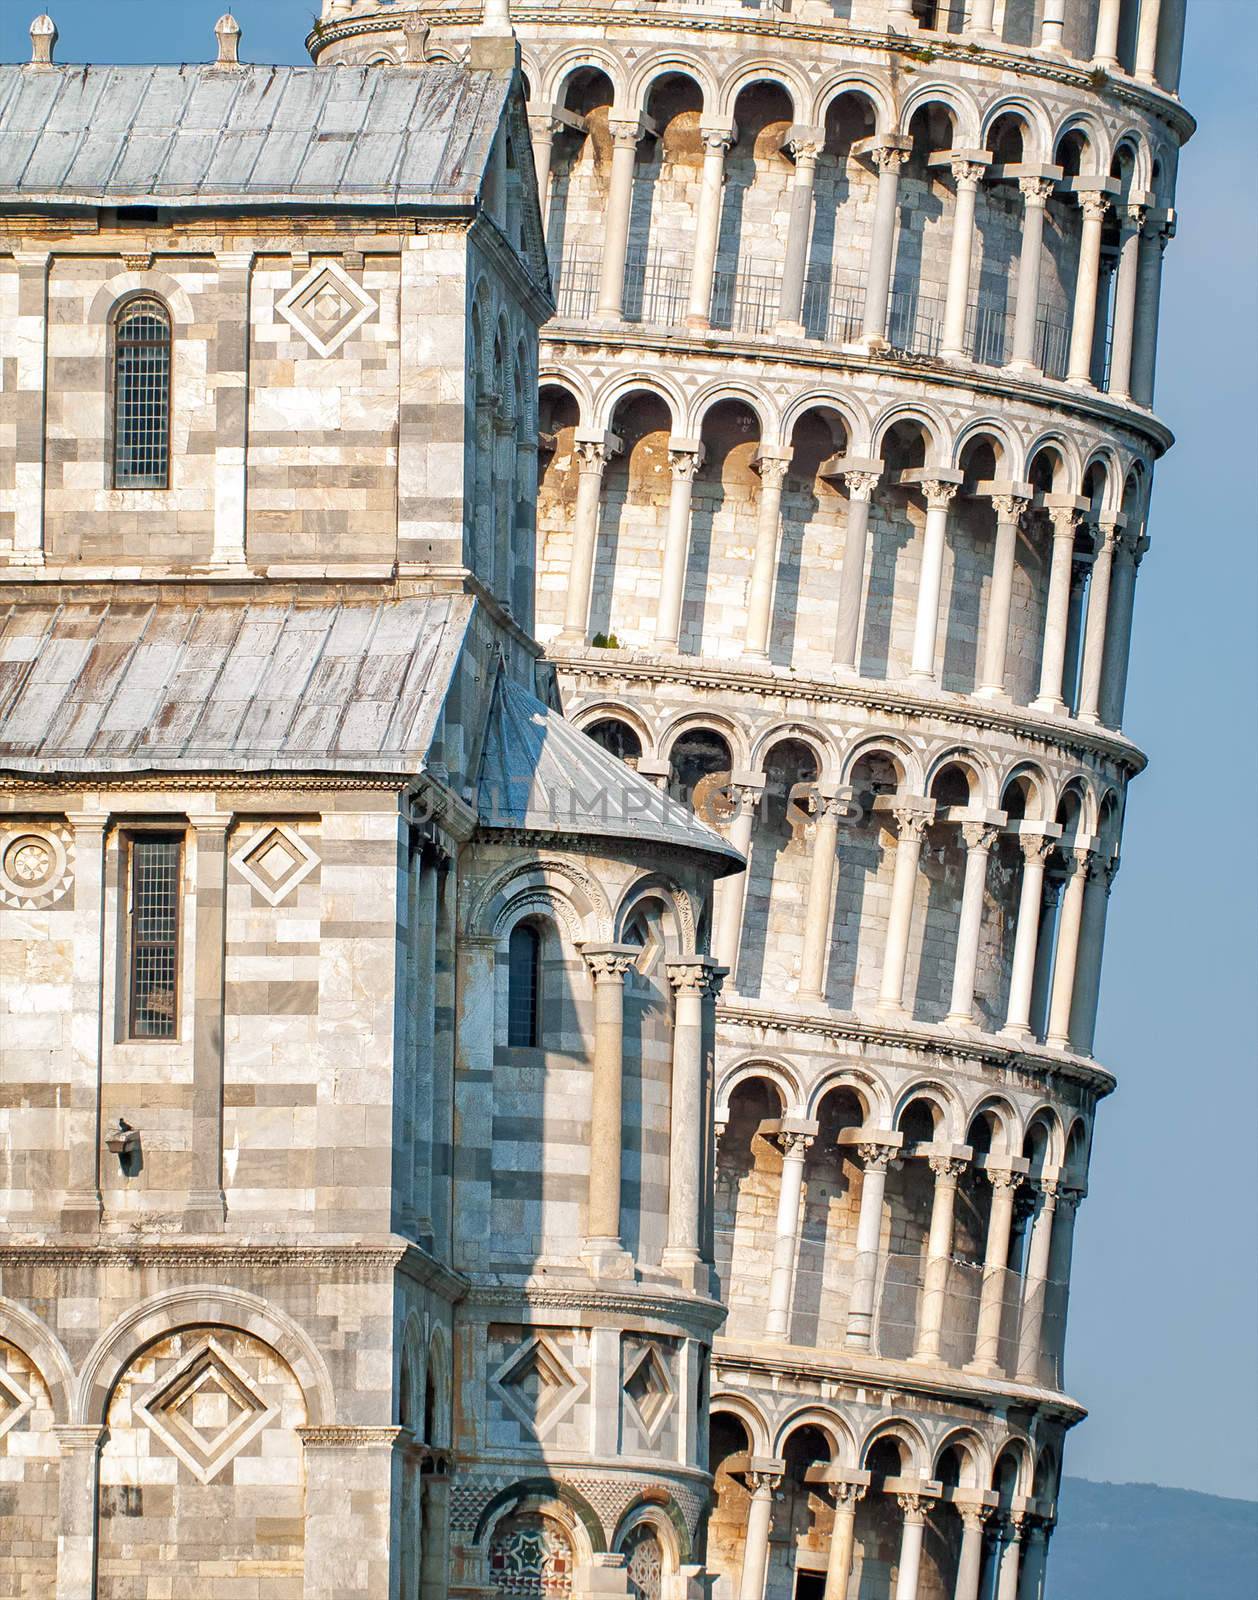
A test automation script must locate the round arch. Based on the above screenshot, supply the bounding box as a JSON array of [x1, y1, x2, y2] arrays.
[[0, 1298, 75, 1423], [544, 50, 627, 110], [716, 1056, 803, 1122], [627, 51, 718, 115], [859, 1415, 930, 1475], [806, 1065, 892, 1127], [716, 60, 807, 123], [687, 381, 774, 441], [708, 1391, 772, 1457], [811, 70, 893, 135], [898, 80, 981, 146], [774, 1405, 858, 1467]]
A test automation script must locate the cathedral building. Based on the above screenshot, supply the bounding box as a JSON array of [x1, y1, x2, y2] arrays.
[[0, 2, 1189, 1599]]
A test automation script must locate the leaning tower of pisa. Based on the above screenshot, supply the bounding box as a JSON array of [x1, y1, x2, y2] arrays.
[[309, 6, 1186, 1599]]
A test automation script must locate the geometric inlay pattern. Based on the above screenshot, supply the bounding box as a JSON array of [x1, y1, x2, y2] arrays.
[[0, 1361, 35, 1442], [276, 260, 377, 358], [622, 1525, 664, 1600], [490, 1333, 585, 1438], [0, 824, 73, 910], [134, 1338, 277, 1485], [622, 1343, 674, 1440], [229, 823, 319, 907], [489, 1510, 574, 1600]]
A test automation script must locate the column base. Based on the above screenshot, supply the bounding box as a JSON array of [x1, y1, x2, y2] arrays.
[[581, 1239, 635, 1281], [962, 1358, 1004, 1378], [906, 1346, 942, 1367], [660, 1249, 714, 1296], [774, 319, 806, 340], [684, 313, 712, 331], [998, 1024, 1033, 1045], [851, 334, 891, 356], [843, 1328, 872, 1352], [557, 626, 589, 647], [943, 1011, 977, 1030], [183, 1192, 227, 1232], [1029, 695, 1066, 716], [875, 1000, 909, 1022], [1004, 358, 1044, 378], [1045, 1032, 1072, 1052], [973, 684, 1012, 702], [1076, 710, 1102, 726], [906, 669, 938, 688], [59, 1195, 103, 1232], [940, 346, 972, 365], [1065, 374, 1097, 390]]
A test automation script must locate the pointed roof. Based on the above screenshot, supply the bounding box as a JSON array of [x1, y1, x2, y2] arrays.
[[477, 673, 744, 875]]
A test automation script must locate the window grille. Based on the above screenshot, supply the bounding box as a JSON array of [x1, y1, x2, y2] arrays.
[[507, 923, 541, 1048], [113, 297, 171, 489], [128, 834, 182, 1039]]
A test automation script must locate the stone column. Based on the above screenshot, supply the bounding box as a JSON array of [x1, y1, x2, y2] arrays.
[[528, 112, 562, 227], [714, 777, 765, 980], [1038, 0, 1067, 51], [940, 158, 988, 362], [1089, 254, 1116, 387], [910, 1155, 968, 1365], [777, 132, 822, 336], [211, 249, 253, 566], [1061, 550, 1093, 715], [832, 468, 881, 673], [1075, 521, 1119, 723], [302, 1427, 402, 1600], [1028, 872, 1063, 1043], [946, 821, 1001, 1027], [954, 1507, 991, 1600], [968, 0, 997, 39], [1017, 1520, 1050, 1600], [1099, 527, 1147, 728], [845, 1143, 895, 1349], [976, 493, 1030, 698], [655, 440, 703, 649], [823, 1481, 867, 1600], [55, 1424, 105, 1600], [1046, 848, 1092, 1050], [1093, 0, 1122, 65], [1002, 834, 1056, 1039], [1046, 1187, 1082, 1381], [186, 815, 229, 1231], [765, 1128, 815, 1338], [1131, 217, 1171, 406], [877, 804, 932, 1015], [513, 436, 539, 630], [1008, 179, 1055, 373], [1134, 0, 1164, 82], [799, 789, 855, 1003], [688, 127, 734, 327], [1106, 206, 1145, 400], [492, 411, 516, 606], [1031, 507, 1082, 715], [12, 249, 50, 565], [861, 142, 910, 347], [597, 119, 643, 320], [967, 1169, 1022, 1375], [664, 957, 723, 1291], [745, 447, 792, 657], [560, 432, 618, 643], [420, 1469, 451, 1600], [894, 1495, 929, 1600], [995, 1515, 1027, 1600], [580, 944, 639, 1276], [62, 812, 108, 1228], [1070, 855, 1118, 1053], [1015, 1179, 1059, 1383], [1066, 193, 1111, 386], [737, 1467, 783, 1600], [909, 480, 960, 682]]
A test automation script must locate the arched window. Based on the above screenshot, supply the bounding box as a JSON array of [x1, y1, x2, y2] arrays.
[[113, 297, 171, 489], [507, 923, 541, 1048]]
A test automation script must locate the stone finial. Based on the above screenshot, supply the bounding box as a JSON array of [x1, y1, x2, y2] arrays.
[[479, 0, 513, 37], [402, 15, 430, 64], [29, 14, 57, 66], [215, 12, 241, 66]]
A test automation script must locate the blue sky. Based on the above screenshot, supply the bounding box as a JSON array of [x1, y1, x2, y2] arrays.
[[3, 0, 1254, 1501]]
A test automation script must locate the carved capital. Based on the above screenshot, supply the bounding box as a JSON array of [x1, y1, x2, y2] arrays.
[[775, 1130, 815, 1160], [950, 157, 987, 188], [990, 492, 1030, 524], [891, 805, 932, 843], [1079, 191, 1112, 224], [1122, 202, 1148, 233], [668, 446, 703, 482], [871, 144, 910, 175], [1050, 507, 1083, 539], [960, 1504, 996, 1532], [842, 470, 881, 502], [921, 479, 960, 511], [582, 945, 639, 984], [747, 1468, 783, 1494], [666, 958, 723, 1001], [897, 1492, 929, 1524], [787, 137, 822, 166], [928, 1154, 968, 1182], [701, 128, 735, 155], [1018, 175, 1056, 206], [608, 119, 642, 150], [832, 1481, 867, 1510], [575, 438, 615, 474], [857, 1142, 895, 1173], [961, 821, 1000, 854], [755, 455, 791, 490], [1019, 832, 1056, 866], [987, 1168, 1024, 1196]]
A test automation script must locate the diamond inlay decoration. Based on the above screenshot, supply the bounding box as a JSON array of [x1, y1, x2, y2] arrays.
[[230, 823, 319, 906], [277, 260, 377, 358], [622, 1344, 674, 1439], [135, 1338, 277, 1485], [491, 1334, 585, 1437], [0, 1365, 34, 1442]]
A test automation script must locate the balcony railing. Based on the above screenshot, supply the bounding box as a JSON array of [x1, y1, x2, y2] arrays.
[[550, 245, 1083, 381]]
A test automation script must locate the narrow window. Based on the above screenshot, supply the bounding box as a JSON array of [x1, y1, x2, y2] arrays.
[[507, 923, 541, 1048], [128, 834, 182, 1039], [113, 297, 171, 489]]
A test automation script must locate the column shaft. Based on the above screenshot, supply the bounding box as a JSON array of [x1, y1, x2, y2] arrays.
[[941, 163, 985, 360], [862, 147, 908, 345], [954, 1514, 988, 1600], [1107, 212, 1144, 399], [894, 1502, 928, 1600], [910, 1159, 964, 1364], [833, 473, 879, 671], [1039, 0, 1066, 50], [1093, 0, 1122, 64], [1099, 530, 1146, 728], [687, 131, 732, 327], [977, 498, 1027, 697], [528, 114, 558, 227], [823, 1489, 863, 1600], [664, 959, 720, 1288], [778, 139, 820, 333], [1003, 836, 1052, 1038], [1045, 1191, 1081, 1383], [187, 816, 229, 1229], [597, 123, 641, 319], [737, 1478, 779, 1600], [1070, 856, 1117, 1053], [910, 483, 959, 681], [1009, 183, 1053, 372], [656, 443, 702, 648], [581, 947, 636, 1271], [561, 440, 612, 641], [211, 251, 252, 566], [845, 1147, 891, 1349], [878, 810, 928, 1014], [996, 1524, 1025, 1600], [1066, 195, 1110, 385], [1131, 222, 1169, 406], [968, 0, 997, 37], [746, 453, 791, 656], [800, 797, 848, 1002], [765, 1134, 812, 1338], [54, 1426, 106, 1600], [1015, 1184, 1059, 1383], [1135, 0, 1164, 81], [714, 784, 762, 980], [947, 824, 998, 1026], [12, 250, 50, 565], [1046, 850, 1091, 1050], [968, 1172, 1020, 1375], [1077, 525, 1119, 723], [1032, 511, 1080, 713]]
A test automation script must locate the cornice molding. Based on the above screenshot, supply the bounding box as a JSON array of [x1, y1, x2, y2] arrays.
[[465, 1281, 728, 1333], [547, 648, 1147, 779]]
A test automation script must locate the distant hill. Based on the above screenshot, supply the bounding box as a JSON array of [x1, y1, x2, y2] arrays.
[[1049, 1477, 1258, 1598]]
